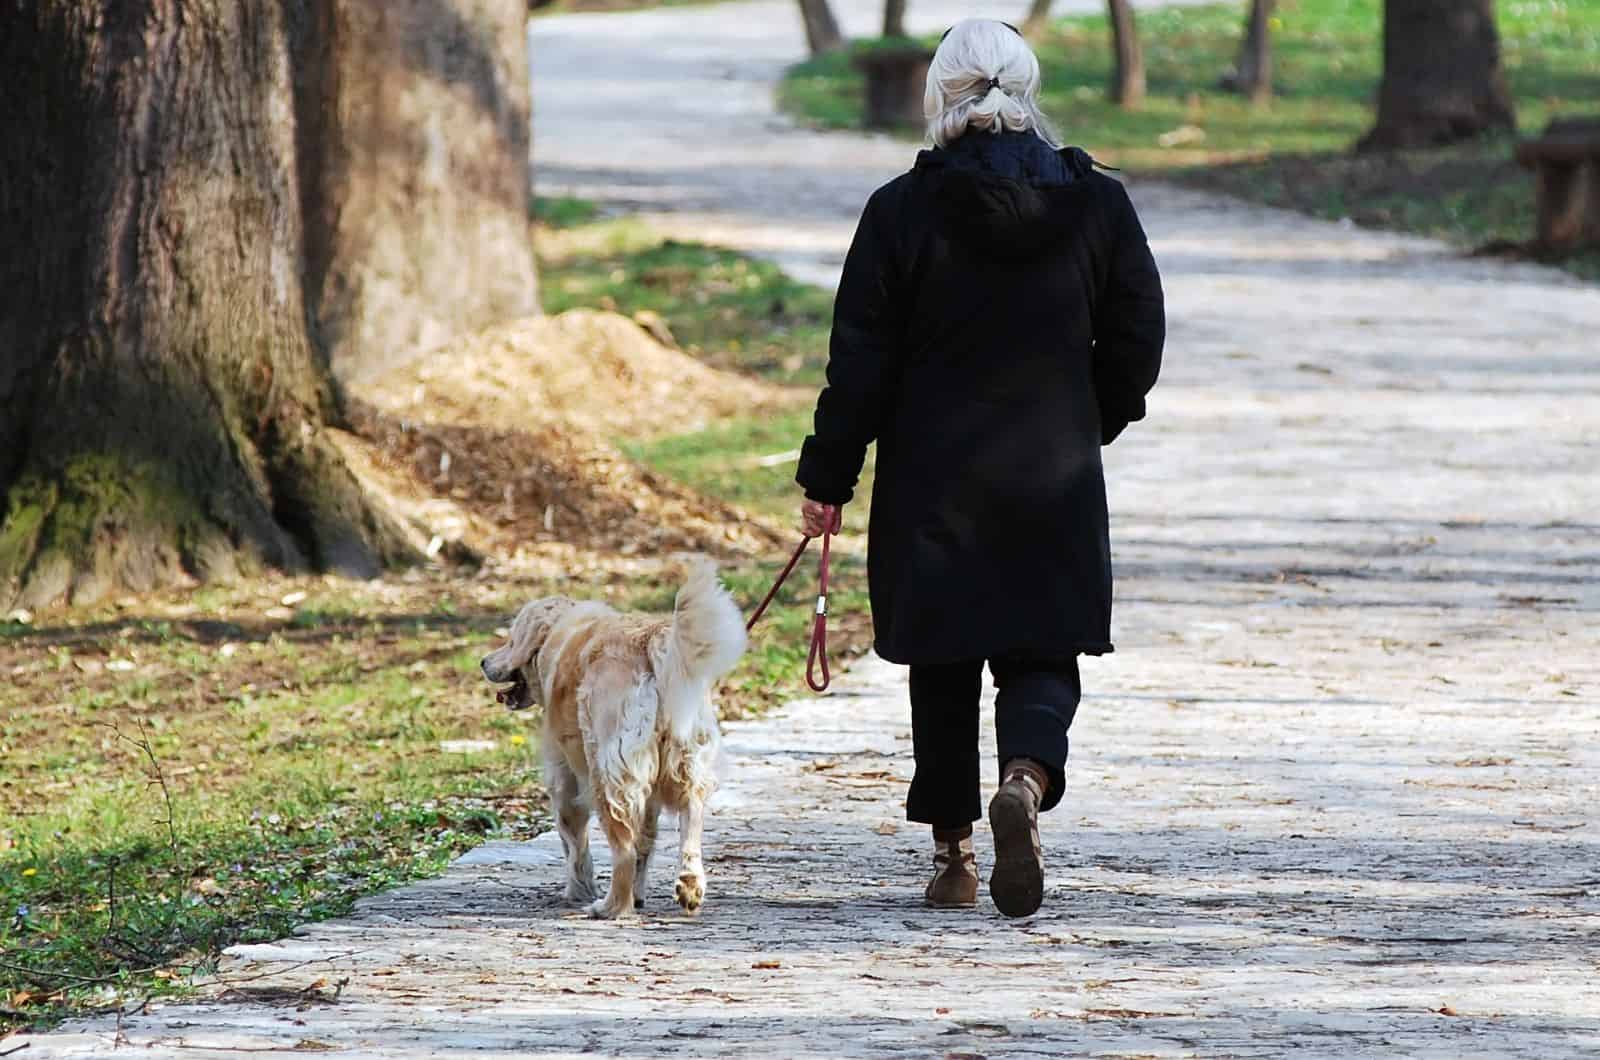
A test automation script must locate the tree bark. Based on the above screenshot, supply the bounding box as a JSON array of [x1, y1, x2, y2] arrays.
[[797, 0, 845, 55], [0, 0, 535, 610], [1359, 0, 1516, 151], [1106, 0, 1145, 108], [882, 0, 907, 38], [1022, 0, 1053, 37], [1222, 0, 1273, 103]]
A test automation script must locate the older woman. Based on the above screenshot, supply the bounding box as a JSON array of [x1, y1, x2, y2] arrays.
[[795, 19, 1165, 917]]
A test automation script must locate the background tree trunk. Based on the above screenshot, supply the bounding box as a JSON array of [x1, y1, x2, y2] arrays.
[[318, 0, 539, 382], [1022, 0, 1053, 37], [882, 0, 907, 38], [1222, 0, 1274, 102], [1106, 0, 1145, 108], [0, 0, 535, 609], [797, 0, 845, 55], [1359, 0, 1516, 151]]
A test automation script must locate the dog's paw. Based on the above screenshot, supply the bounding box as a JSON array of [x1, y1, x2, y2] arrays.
[[674, 871, 705, 915], [586, 897, 636, 920], [565, 882, 598, 906]]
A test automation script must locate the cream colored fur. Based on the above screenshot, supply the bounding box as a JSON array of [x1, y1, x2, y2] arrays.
[[480, 559, 745, 919]]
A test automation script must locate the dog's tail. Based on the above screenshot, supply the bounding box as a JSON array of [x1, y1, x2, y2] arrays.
[[660, 558, 747, 739]]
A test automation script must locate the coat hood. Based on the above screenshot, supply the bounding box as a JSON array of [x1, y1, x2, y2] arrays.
[[914, 132, 1099, 260]]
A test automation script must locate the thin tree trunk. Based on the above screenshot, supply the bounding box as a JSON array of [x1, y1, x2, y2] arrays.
[[1022, 0, 1053, 37], [1223, 0, 1274, 103], [1107, 0, 1145, 108], [882, 0, 907, 38], [1359, 0, 1516, 151], [0, 0, 535, 609], [797, 0, 845, 55]]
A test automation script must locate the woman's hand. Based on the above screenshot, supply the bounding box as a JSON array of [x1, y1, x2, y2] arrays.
[[800, 500, 842, 538]]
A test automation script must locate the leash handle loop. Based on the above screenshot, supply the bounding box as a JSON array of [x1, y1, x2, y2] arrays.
[[806, 520, 834, 692], [746, 505, 840, 694]]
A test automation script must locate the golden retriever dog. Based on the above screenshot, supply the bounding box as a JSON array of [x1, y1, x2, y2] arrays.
[[480, 560, 745, 919]]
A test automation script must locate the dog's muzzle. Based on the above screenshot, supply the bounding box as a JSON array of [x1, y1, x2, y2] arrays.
[[495, 673, 534, 710], [481, 657, 535, 711]]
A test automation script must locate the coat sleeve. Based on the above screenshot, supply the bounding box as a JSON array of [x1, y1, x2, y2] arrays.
[[796, 191, 904, 505], [1092, 182, 1165, 445]]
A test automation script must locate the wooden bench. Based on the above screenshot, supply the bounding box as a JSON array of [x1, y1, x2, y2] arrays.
[[1515, 117, 1600, 253], [853, 45, 935, 129]]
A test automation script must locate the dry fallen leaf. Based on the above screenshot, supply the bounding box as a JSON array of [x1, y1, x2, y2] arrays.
[[876, 821, 898, 835], [752, 960, 781, 970]]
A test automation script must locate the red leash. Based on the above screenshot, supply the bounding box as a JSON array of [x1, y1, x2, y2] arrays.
[[746, 506, 839, 693]]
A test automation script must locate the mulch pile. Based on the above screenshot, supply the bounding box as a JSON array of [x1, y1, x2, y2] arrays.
[[362, 308, 798, 441], [338, 309, 797, 564]]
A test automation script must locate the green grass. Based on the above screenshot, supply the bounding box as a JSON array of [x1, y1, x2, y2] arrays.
[[622, 411, 822, 519], [0, 591, 549, 1025], [539, 222, 835, 386], [778, 0, 1600, 276], [530, 194, 601, 229]]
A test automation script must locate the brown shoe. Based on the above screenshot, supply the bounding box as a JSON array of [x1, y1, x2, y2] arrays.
[[988, 759, 1047, 917], [924, 826, 978, 908]]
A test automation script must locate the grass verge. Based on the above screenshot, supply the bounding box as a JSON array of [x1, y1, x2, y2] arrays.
[[0, 582, 546, 1027], [777, 0, 1600, 279], [538, 208, 836, 387]]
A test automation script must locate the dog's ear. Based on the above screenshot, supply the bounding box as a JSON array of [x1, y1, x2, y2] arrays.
[[482, 599, 553, 685]]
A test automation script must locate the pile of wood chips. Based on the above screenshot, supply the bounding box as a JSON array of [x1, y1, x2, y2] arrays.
[[362, 308, 798, 441], [338, 309, 798, 565]]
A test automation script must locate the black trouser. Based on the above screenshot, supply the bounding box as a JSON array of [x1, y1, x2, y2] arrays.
[[906, 657, 1081, 829]]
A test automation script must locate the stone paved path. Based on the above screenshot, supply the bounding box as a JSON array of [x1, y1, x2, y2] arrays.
[[24, 1, 1600, 1056]]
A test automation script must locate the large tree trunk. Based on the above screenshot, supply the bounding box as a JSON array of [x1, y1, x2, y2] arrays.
[[1359, 0, 1516, 151], [1222, 0, 1274, 103], [882, 0, 907, 38], [797, 0, 845, 55], [1022, 0, 1053, 37], [0, 0, 535, 610], [1106, 0, 1145, 108]]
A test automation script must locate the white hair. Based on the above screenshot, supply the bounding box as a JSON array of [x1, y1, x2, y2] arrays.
[[924, 19, 1061, 148]]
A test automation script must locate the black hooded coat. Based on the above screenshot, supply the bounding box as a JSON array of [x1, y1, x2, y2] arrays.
[[796, 132, 1165, 665]]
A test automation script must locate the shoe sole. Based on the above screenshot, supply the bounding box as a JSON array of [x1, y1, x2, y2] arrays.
[[924, 894, 978, 909], [988, 788, 1043, 918]]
